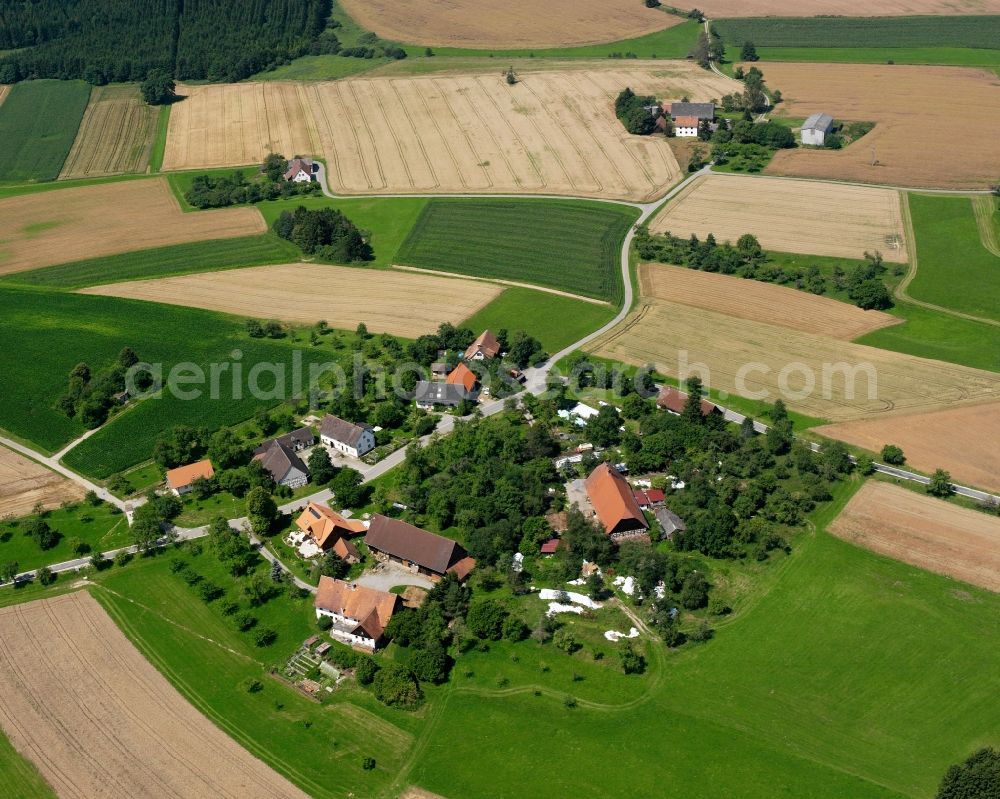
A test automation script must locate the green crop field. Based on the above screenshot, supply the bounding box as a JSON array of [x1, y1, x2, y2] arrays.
[[905, 194, 1000, 323], [0, 80, 91, 183], [0, 730, 55, 799], [751, 46, 1000, 68], [0, 502, 131, 571], [462, 288, 615, 354], [396, 199, 638, 303]]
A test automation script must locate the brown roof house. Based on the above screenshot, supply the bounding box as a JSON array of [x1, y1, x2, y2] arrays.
[[320, 414, 375, 458], [284, 158, 315, 183], [464, 330, 501, 361], [314, 576, 399, 650], [165, 460, 215, 496], [253, 441, 309, 489], [295, 502, 366, 561], [585, 463, 650, 542], [365, 515, 475, 581], [656, 386, 719, 418]]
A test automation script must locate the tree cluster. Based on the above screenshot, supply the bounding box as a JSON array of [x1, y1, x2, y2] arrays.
[[56, 347, 146, 428], [185, 164, 319, 209], [721, 66, 771, 114], [936, 747, 1000, 799], [273, 206, 373, 263], [614, 88, 660, 136]]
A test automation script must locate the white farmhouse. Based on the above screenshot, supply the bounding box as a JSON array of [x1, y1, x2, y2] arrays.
[[313, 577, 399, 651], [320, 414, 375, 458], [283, 157, 315, 183], [801, 113, 834, 146]]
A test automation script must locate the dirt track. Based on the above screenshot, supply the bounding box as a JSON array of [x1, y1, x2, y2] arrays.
[[339, 0, 680, 48], [0, 445, 84, 518], [700, 0, 1000, 15], [817, 402, 1000, 494], [650, 174, 908, 262], [830, 481, 1000, 593], [0, 178, 265, 275], [81, 263, 502, 337], [762, 63, 1000, 190], [0, 591, 310, 798]]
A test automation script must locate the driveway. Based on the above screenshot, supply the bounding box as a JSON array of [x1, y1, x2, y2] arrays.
[[355, 562, 435, 592]]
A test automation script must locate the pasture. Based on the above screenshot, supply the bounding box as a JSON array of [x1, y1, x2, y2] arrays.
[[162, 82, 321, 171], [639, 265, 900, 340], [830, 480, 1000, 591], [650, 174, 908, 262], [338, 0, 678, 49], [589, 275, 1000, 422], [0, 178, 266, 275], [0, 446, 84, 518], [0, 730, 54, 799], [763, 63, 1000, 190], [59, 84, 158, 179], [817, 402, 1000, 494], [699, 0, 1000, 15], [395, 199, 637, 302], [906, 194, 1000, 322], [0, 592, 310, 798], [80, 263, 503, 338], [0, 80, 90, 183]]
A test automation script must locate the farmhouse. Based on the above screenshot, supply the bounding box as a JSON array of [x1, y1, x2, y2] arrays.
[[255, 427, 315, 454], [667, 102, 715, 121], [365, 515, 476, 581], [284, 158, 316, 183], [632, 488, 665, 510], [801, 113, 834, 146], [165, 460, 215, 496], [656, 385, 720, 417], [313, 577, 399, 651], [447, 363, 478, 394], [320, 414, 375, 458], [673, 116, 701, 138], [585, 463, 650, 541], [296, 501, 366, 553], [414, 381, 473, 409], [253, 441, 309, 489], [464, 329, 501, 361]]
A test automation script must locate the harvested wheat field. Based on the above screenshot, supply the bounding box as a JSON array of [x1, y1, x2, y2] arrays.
[[830, 481, 1000, 592], [640, 264, 900, 340], [308, 66, 734, 200], [59, 85, 157, 179], [0, 446, 83, 517], [81, 263, 502, 337], [162, 82, 321, 171], [817, 403, 1000, 494], [0, 591, 310, 799], [760, 63, 1000, 190], [339, 0, 679, 49], [0, 178, 265, 275], [650, 174, 908, 262], [700, 0, 1000, 15], [590, 280, 1000, 422]]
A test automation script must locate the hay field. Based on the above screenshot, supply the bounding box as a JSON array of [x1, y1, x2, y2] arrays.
[[80, 263, 502, 337], [0, 591, 310, 799], [640, 264, 899, 340], [309, 66, 734, 200], [650, 174, 908, 262], [339, 0, 679, 48], [830, 481, 1000, 592], [0, 446, 83, 518], [162, 82, 321, 171], [59, 84, 157, 179], [701, 0, 1000, 15], [817, 403, 1000, 493], [0, 179, 265, 275], [761, 63, 1000, 190], [590, 282, 1000, 422]]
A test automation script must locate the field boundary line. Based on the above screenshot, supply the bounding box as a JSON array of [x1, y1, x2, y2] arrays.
[[972, 195, 1000, 257], [391, 264, 612, 305]]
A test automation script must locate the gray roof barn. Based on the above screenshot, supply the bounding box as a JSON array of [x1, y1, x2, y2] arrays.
[[253, 441, 308, 485], [414, 381, 470, 407], [669, 102, 715, 120], [253, 426, 314, 456], [802, 112, 834, 133], [320, 414, 371, 448]]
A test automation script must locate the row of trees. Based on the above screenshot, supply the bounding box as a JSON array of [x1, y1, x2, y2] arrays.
[[614, 88, 660, 136], [184, 162, 320, 209], [273, 206, 373, 263]]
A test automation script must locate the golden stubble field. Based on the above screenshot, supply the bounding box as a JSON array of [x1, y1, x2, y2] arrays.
[[591, 265, 1000, 422], [0, 446, 84, 518], [161, 66, 738, 200], [0, 85, 9, 106], [162, 82, 321, 171], [339, 0, 680, 48], [0, 178, 265, 275], [761, 63, 1000, 189], [650, 174, 908, 262], [830, 481, 1000, 593], [699, 0, 1000, 15], [60, 84, 158, 179], [817, 402, 1000, 494], [0, 592, 310, 799], [81, 263, 503, 337]]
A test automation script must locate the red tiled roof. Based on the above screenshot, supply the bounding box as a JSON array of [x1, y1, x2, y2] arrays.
[[446, 363, 477, 393], [540, 538, 560, 554], [464, 329, 500, 360], [585, 463, 649, 536], [674, 115, 700, 127], [296, 502, 365, 549], [656, 386, 717, 416], [314, 577, 398, 640], [165, 460, 214, 490]]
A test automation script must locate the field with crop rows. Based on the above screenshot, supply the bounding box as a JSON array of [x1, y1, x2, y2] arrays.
[[396, 199, 636, 302], [0, 80, 90, 182], [651, 174, 908, 262], [700, 0, 1000, 16], [0, 445, 84, 517], [59, 84, 157, 179]]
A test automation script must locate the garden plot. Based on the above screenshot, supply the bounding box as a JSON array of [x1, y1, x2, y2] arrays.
[[60, 84, 158, 178]]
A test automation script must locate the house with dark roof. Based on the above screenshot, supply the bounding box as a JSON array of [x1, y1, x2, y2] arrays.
[[667, 101, 715, 121], [656, 386, 720, 418], [585, 463, 650, 541], [414, 381, 473, 410], [655, 507, 686, 540], [320, 414, 375, 458], [314, 577, 399, 650], [253, 441, 309, 489], [284, 158, 315, 183], [364, 515, 475, 581], [464, 330, 501, 361], [254, 426, 314, 455]]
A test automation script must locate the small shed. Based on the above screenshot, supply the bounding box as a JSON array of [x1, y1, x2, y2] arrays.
[[801, 113, 834, 146], [315, 642, 332, 657]]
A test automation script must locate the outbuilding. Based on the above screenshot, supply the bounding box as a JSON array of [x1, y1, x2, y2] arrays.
[[801, 113, 834, 146]]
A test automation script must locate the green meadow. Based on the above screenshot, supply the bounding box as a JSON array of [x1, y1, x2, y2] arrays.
[[752, 46, 1000, 69], [0, 730, 55, 799], [0, 80, 91, 182]]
